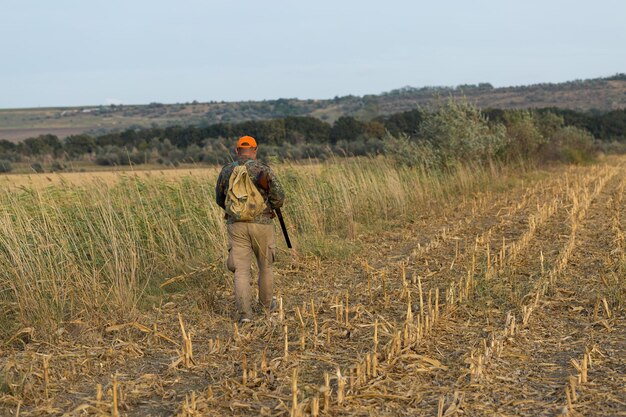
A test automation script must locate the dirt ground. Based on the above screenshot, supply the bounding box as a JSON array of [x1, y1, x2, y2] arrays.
[[1, 158, 624, 416]]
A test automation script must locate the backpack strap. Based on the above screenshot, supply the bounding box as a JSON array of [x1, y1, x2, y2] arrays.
[[242, 159, 269, 192]]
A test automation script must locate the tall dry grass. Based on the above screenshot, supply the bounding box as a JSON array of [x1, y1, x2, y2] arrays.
[[0, 157, 520, 341]]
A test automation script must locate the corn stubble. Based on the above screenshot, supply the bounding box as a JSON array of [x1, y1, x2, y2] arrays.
[[0, 157, 624, 416]]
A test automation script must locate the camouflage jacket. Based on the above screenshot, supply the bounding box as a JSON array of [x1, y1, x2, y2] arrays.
[[215, 156, 285, 224]]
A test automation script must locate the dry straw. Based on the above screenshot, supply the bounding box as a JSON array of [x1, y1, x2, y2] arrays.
[[6, 154, 620, 416]]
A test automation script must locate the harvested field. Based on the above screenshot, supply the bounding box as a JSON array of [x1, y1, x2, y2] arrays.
[[0, 157, 624, 416]]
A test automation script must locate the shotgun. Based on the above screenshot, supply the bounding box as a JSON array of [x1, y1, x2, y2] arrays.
[[275, 208, 292, 249], [256, 171, 292, 249]]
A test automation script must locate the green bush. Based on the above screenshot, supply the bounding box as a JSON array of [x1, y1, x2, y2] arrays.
[[504, 110, 546, 160], [31, 162, 44, 173], [96, 152, 121, 166], [596, 140, 626, 155], [535, 111, 564, 140], [418, 99, 508, 167], [0, 160, 12, 173], [383, 133, 438, 169], [546, 126, 596, 164], [50, 160, 65, 172]]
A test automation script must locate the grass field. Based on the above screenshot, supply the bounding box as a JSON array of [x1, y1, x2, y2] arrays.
[[0, 165, 221, 188], [0, 156, 624, 416]]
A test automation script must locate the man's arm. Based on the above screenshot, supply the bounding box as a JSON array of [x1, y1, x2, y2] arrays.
[[265, 166, 285, 210], [215, 168, 228, 209]]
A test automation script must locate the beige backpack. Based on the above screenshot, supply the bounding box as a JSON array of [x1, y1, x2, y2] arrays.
[[225, 163, 268, 221]]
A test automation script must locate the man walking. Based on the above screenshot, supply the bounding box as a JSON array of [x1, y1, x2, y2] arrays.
[[215, 136, 285, 323]]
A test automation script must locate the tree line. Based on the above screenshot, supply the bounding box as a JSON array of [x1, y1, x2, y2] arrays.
[[0, 104, 624, 172]]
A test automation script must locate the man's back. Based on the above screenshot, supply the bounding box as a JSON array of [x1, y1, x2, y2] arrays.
[[215, 156, 285, 224]]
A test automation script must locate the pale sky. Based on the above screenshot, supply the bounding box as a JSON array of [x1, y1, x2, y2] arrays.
[[1, 0, 625, 108]]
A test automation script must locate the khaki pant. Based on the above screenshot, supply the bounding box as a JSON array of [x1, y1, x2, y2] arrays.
[[227, 222, 276, 319]]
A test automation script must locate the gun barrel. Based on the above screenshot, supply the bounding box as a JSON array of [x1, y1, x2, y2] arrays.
[[275, 208, 292, 249]]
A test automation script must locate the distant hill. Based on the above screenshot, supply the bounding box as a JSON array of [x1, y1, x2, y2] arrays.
[[1, 74, 625, 142]]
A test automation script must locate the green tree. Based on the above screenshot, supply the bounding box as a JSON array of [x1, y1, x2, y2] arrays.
[[20, 134, 62, 157], [64, 135, 96, 158], [329, 117, 365, 144]]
